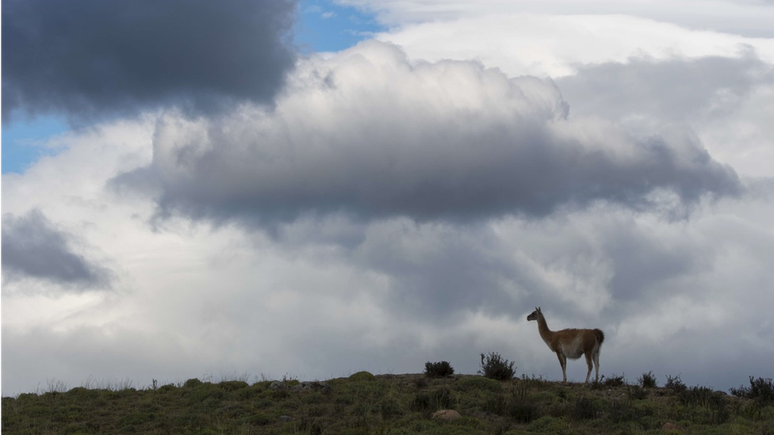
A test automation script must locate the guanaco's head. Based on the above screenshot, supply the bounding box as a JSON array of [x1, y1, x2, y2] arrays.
[[527, 307, 542, 321]]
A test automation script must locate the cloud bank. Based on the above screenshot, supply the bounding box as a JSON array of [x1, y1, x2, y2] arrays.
[[2, 0, 297, 124], [115, 41, 739, 226]]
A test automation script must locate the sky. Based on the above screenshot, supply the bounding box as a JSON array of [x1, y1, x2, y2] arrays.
[[2, 0, 773, 395]]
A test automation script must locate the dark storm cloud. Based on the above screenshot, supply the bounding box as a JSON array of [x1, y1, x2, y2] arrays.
[[556, 54, 774, 125], [2, 0, 297, 124], [2, 210, 110, 288]]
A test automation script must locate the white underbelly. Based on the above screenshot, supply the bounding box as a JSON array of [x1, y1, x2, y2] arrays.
[[561, 336, 585, 359]]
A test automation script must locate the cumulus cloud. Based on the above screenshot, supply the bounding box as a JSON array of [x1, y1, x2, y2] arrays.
[[114, 41, 739, 226], [557, 55, 774, 178], [556, 54, 774, 129], [1, 0, 297, 124], [2, 209, 111, 289]]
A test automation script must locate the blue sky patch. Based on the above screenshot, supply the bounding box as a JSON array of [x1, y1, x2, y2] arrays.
[[295, 0, 384, 53], [2, 115, 69, 174]]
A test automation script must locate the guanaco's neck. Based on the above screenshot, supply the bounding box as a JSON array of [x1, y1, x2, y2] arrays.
[[536, 314, 554, 344]]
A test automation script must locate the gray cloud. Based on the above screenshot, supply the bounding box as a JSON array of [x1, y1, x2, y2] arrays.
[[113, 43, 740, 225], [2, 209, 110, 289], [2, 0, 297, 124], [556, 54, 774, 129]]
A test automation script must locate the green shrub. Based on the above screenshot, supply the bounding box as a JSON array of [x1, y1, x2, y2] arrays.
[[479, 352, 516, 381], [665, 374, 687, 393], [183, 378, 203, 388], [425, 361, 455, 378], [603, 374, 626, 387], [639, 371, 658, 388], [730, 376, 774, 404], [348, 371, 375, 382]]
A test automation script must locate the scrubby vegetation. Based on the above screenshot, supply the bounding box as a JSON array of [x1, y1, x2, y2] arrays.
[[3, 370, 774, 434], [479, 352, 516, 381], [425, 361, 455, 378], [638, 371, 658, 389], [664, 374, 687, 393], [731, 376, 774, 405]]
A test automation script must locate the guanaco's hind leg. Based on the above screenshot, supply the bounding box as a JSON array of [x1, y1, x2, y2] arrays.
[[593, 350, 601, 382], [556, 352, 567, 383]]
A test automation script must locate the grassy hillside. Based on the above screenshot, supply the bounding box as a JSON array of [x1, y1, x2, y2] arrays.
[[3, 372, 773, 434]]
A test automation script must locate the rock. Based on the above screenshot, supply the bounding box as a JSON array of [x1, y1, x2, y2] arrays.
[[431, 409, 461, 421], [662, 422, 684, 432], [278, 415, 292, 422]]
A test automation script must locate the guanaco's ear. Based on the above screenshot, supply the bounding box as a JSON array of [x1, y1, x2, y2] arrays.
[[537, 307, 542, 313]]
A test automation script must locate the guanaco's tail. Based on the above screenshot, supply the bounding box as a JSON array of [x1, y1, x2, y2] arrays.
[[593, 328, 605, 345]]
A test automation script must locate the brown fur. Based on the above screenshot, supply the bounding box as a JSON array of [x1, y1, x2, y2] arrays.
[[527, 307, 604, 384]]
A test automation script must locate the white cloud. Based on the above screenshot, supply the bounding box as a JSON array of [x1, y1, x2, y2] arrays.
[[344, 0, 774, 38], [373, 13, 774, 78]]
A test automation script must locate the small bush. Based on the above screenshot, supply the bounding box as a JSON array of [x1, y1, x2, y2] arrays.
[[479, 352, 516, 381], [603, 374, 626, 387], [425, 361, 455, 378], [183, 378, 203, 388], [730, 376, 774, 404], [348, 371, 375, 382], [665, 374, 687, 393], [638, 371, 657, 388]]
